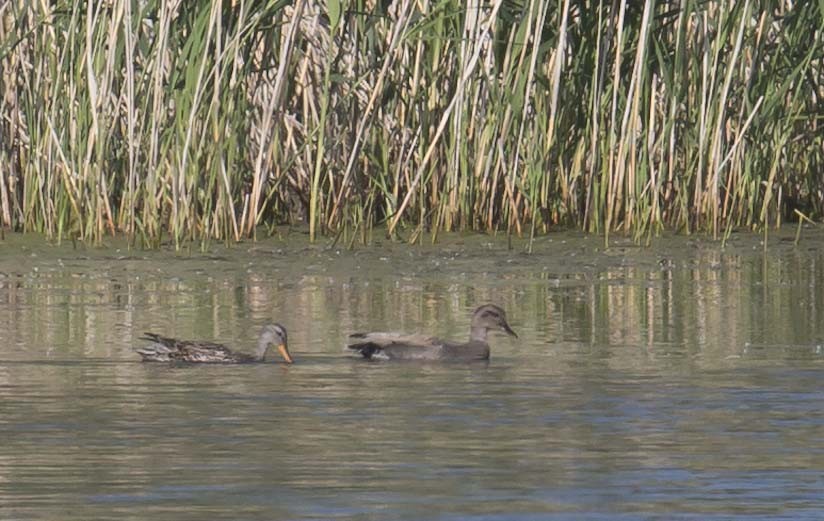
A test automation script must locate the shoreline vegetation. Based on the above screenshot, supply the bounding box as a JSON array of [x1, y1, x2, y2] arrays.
[[0, 1, 822, 249]]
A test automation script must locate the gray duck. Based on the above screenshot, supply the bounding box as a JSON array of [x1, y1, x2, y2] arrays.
[[136, 324, 293, 363], [347, 304, 517, 361]]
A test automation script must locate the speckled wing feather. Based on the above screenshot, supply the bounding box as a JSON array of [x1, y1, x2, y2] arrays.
[[137, 333, 239, 363]]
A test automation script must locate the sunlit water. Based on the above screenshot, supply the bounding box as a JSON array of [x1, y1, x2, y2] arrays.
[[1, 230, 823, 520]]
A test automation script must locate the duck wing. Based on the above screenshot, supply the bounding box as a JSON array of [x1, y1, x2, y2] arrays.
[[137, 333, 237, 362], [347, 332, 448, 360]]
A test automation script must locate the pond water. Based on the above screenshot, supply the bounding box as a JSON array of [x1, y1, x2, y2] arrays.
[[1, 229, 823, 520]]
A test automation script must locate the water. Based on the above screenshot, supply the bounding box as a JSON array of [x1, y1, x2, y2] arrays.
[[1, 230, 823, 520]]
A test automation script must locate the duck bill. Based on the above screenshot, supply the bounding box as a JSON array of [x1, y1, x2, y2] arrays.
[[277, 344, 294, 364], [502, 323, 518, 338]]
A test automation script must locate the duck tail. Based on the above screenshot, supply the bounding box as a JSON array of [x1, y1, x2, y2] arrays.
[[346, 334, 379, 359], [135, 339, 176, 362]]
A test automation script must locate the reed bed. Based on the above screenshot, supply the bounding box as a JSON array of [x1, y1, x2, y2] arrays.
[[1, 0, 822, 247]]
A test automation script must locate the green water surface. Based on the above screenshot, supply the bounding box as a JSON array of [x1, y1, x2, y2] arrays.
[[1, 229, 823, 520]]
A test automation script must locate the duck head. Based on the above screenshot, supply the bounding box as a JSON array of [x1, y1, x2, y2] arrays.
[[257, 323, 293, 363], [470, 304, 518, 340]]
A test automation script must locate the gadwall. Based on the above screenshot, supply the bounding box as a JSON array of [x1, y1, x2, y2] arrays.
[[136, 324, 293, 363], [347, 304, 517, 361]]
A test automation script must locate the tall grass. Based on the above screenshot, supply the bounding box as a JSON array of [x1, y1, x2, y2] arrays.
[[0, 0, 822, 246]]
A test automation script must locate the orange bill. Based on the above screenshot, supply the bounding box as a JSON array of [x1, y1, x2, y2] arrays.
[[277, 344, 294, 364]]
